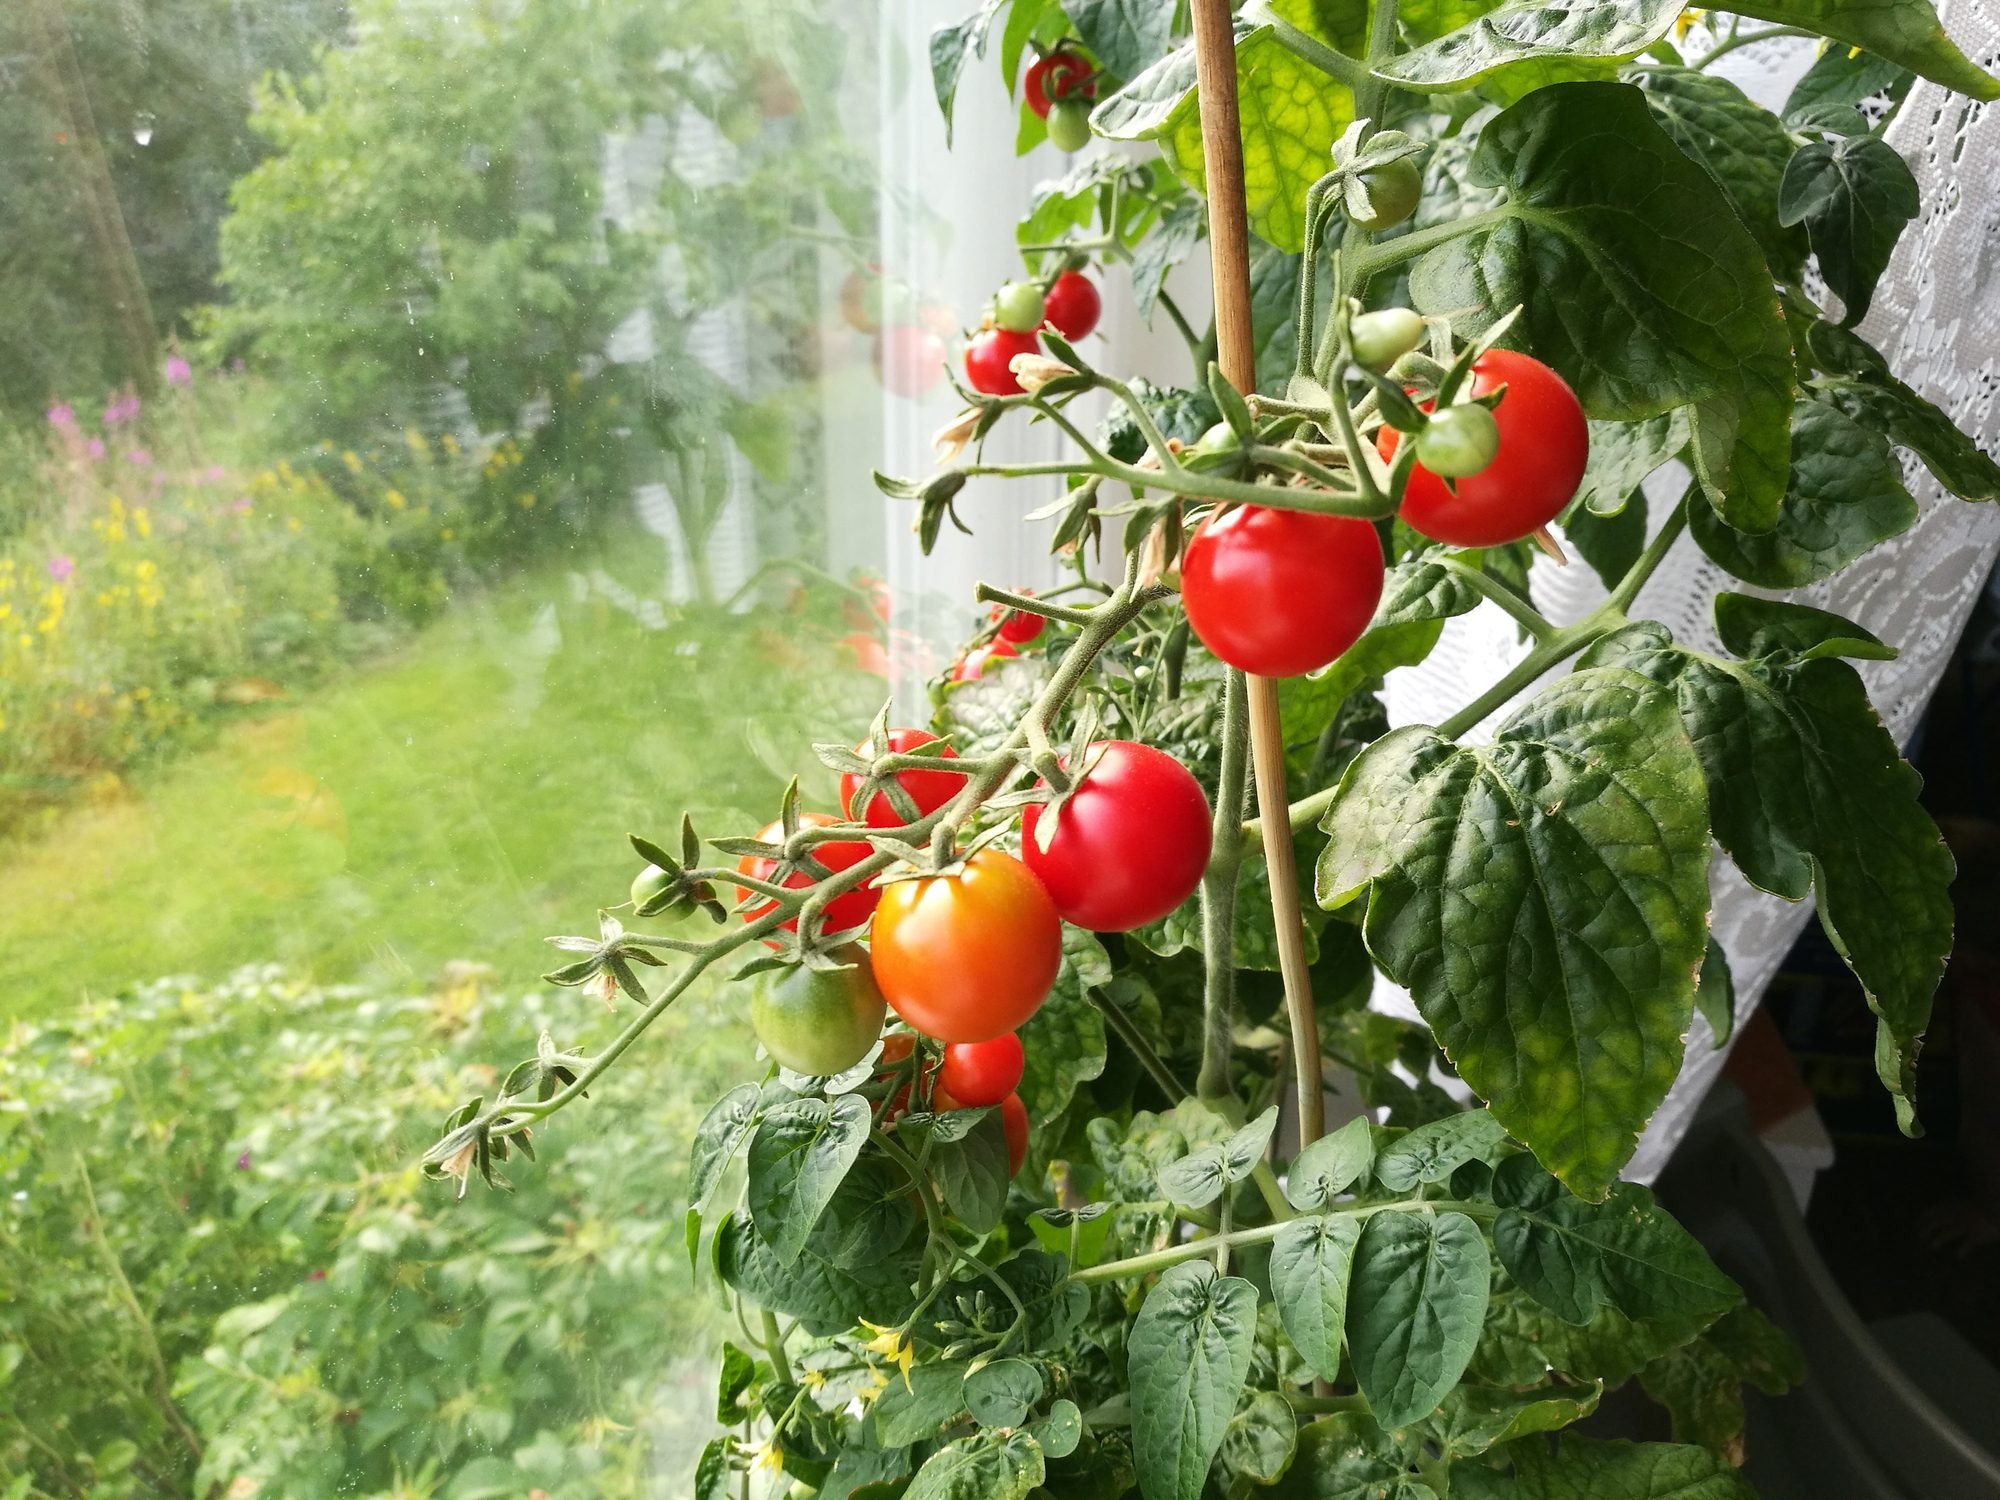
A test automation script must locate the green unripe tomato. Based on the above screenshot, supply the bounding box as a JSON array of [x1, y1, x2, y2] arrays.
[[719, 93, 764, 147], [1415, 402, 1501, 478], [1047, 99, 1093, 153], [994, 281, 1048, 334], [751, 945, 888, 1076], [1351, 157, 1421, 231], [631, 864, 672, 910], [1349, 308, 1425, 372]]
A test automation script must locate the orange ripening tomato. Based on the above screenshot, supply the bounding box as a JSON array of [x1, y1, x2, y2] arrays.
[[869, 850, 1060, 1043]]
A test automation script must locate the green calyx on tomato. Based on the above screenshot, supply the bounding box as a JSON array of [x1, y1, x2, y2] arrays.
[[994, 281, 1047, 335], [1181, 422, 1247, 476], [1046, 99, 1092, 153], [749, 945, 887, 1077], [1415, 401, 1501, 479], [1349, 157, 1421, 231]]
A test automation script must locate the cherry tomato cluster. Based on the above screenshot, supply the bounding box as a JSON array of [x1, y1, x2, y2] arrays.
[[840, 266, 957, 400], [1180, 347, 1588, 679], [964, 270, 1101, 396], [1023, 48, 1097, 153]]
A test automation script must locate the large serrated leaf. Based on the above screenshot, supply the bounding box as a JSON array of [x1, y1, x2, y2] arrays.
[[1489, 1154, 1740, 1329], [1318, 669, 1712, 1197], [1690, 396, 1917, 586], [1381, 0, 1684, 92], [1451, 1433, 1759, 1499], [1408, 82, 1793, 533], [1631, 67, 1808, 281], [1269, 1215, 1363, 1383], [715, 1213, 918, 1335], [1583, 622, 1953, 1131], [1129, 1261, 1260, 1500], [1270, 1412, 1430, 1499], [1347, 1210, 1491, 1428], [746, 1093, 872, 1264]]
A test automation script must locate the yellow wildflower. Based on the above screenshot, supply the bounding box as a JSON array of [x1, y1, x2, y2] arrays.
[[385, 489, 408, 510], [342, 450, 363, 474]]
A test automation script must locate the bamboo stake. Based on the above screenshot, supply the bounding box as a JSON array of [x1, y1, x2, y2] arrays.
[[1188, 0, 1325, 1147]]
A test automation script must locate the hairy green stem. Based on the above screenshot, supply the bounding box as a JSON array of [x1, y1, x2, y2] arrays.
[[1441, 556, 1557, 641], [1691, 23, 1817, 68], [1198, 669, 1250, 1101], [1095, 990, 1191, 1100], [1156, 288, 1207, 375], [1346, 204, 1510, 285], [1069, 1198, 1496, 1284], [1252, 4, 1375, 88], [761, 1309, 794, 1386]]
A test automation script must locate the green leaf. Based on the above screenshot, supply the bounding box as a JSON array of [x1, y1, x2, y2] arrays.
[[1269, 1215, 1363, 1383], [689, 1082, 773, 1212], [1812, 376, 2000, 505], [1693, 938, 1736, 1047], [1218, 1389, 1300, 1493], [932, 1110, 1013, 1233], [1690, 396, 1917, 586], [1061, 0, 1178, 79], [715, 1213, 918, 1335], [747, 1093, 873, 1264], [1720, 0, 1998, 102], [1472, 1288, 1709, 1387], [1712, 592, 1895, 663], [1489, 1154, 1741, 1329], [1158, 1106, 1280, 1207], [716, 1341, 761, 1424], [1030, 1398, 1084, 1458], [1452, 1433, 1759, 1499], [1269, 1413, 1428, 1499], [1631, 67, 1809, 281], [1373, 1109, 1509, 1192], [1132, 197, 1205, 323], [1784, 44, 1914, 121], [1380, 0, 1684, 92], [873, 1360, 974, 1447], [1095, 25, 1355, 251], [1002, 0, 1064, 90], [1250, 238, 1304, 392], [1563, 491, 1650, 591], [1347, 1210, 1491, 1428], [1286, 1115, 1376, 1209], [825, 1445, 917, 1496], [1414, 1382, 1603, 1460], [964, 1358, 1044, 1428], [1573, 412, 1687, 517], [931, 1, 1010, 146], [1778, 134, 1919, 326], [1408, 82, 1793, 532], [1584, 622, 1954, 1129], [1128, 1261, 1260, 1500], [1317, 669, 1712, 1197], [695, 1437, 734, 1500], [1015, 927, 1110, 1152], [904, 1429, 1046, 1500]]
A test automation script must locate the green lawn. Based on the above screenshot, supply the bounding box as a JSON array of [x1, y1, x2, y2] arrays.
[[0, 533, 881, 1014]]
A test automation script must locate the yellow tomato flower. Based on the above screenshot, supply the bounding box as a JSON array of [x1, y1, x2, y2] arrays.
[[858, 1320, 916, 1390]]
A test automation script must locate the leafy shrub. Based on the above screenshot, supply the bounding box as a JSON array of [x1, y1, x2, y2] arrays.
[[0, 965, 747, 1497]]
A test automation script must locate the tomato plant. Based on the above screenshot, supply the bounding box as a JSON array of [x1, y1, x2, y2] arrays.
[[1042, 270, 1101, 340], [874, 322, 946, 399], [1181, 505, 1385, 677], [937, 1032, 1025, 1107], [734, 813, 877, 937], [964, 325, 1042, 394], [1382, 349, 1590, 547], [427, 5, 2000, 1496], [749, 948, 888, 1076], [839, 727, 966, 827], [1022, 740, 1211, 931], [869, 849, 1061, 1043]]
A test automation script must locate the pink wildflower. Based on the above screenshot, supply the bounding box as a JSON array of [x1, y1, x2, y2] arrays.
[[47, 403, 76, 430], [47, 555, 75, 582], [164, 354, 193, 387]]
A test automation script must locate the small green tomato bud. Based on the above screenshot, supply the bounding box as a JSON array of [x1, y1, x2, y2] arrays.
[[1047, 98, 1093, 153], [1182, 421, 1246, 475], [1348, 308, 1425, 371], [1415, 402, 1501, 478], [994, 280, 1047, 334], [1350, 156, 1422, 232], [630, 864, 672, 909]]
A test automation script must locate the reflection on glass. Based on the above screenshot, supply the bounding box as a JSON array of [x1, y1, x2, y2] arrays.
[[0, 0, 905, 1491]]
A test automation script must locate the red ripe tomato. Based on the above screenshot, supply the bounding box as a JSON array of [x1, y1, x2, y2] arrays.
[[875, 324, 946, 399], [999, 1093, 1030, 1176], [951, 638, 1019, 682], [838, 631, 889, 678], [1041, 272, 1101, 341], [1181, 506, 1385, 678], [1023, 51, 1095, 118], [839, 728, 966, 828], [939, 1033, 1025, 1107], [1380, 349, 1588, 547], [736, 813, 879, 938], [964, 327, 1042, 396], [869, 850, 1061, 1043], [1021, 741, 1211, 931], [990, 593, 1045, 644]]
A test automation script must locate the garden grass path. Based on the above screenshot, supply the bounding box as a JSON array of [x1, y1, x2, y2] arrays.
[[0, 551, 872, 1016]]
